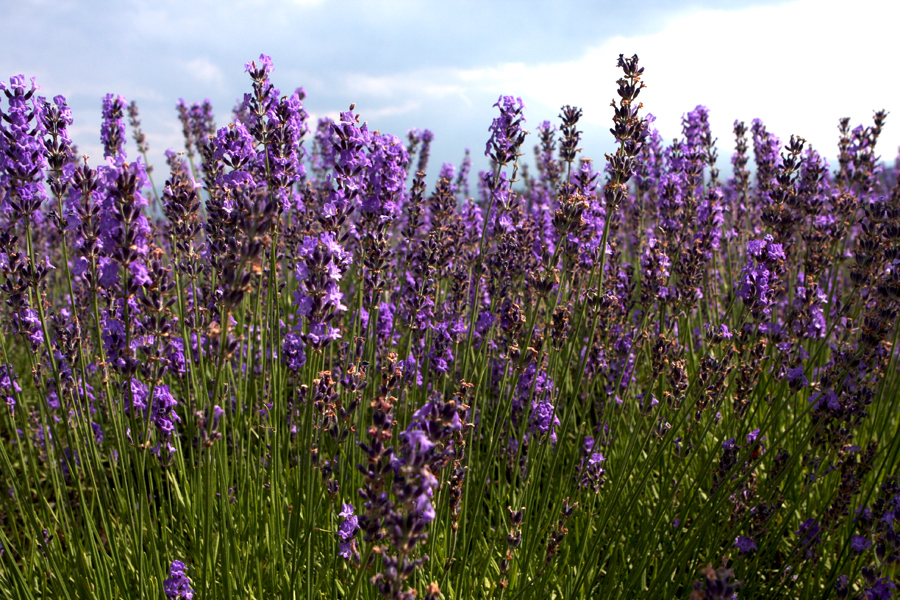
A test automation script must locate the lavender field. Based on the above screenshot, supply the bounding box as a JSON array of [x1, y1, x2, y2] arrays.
[[0, 52, 899, 599]]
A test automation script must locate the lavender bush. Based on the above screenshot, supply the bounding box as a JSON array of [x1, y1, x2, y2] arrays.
[[1, 52, 899, 599]]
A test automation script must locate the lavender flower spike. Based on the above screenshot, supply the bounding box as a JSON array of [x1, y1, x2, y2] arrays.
[[337, 503, 361, 562], [486, 95, 527, 165], [101, 93, 127, 159], [164, 560, 194, 599]]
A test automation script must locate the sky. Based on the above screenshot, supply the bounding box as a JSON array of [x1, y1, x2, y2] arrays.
[[2, 0, 898, 187]]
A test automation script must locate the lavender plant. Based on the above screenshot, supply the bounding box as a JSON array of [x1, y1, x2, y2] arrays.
[[0, 52, 899, 600]]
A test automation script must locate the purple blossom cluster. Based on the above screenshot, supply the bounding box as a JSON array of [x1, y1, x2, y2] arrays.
[[576, 436, 606, 492], [0, 363, 20, 413], [337, 503, 360, 562], [101, 93, 127, 159], [291, 231, 351, 349], [1, 76, 49, 222], [164, 560, 194, 599], [735, 235, 785, 318], [486, 96, 527, 165]]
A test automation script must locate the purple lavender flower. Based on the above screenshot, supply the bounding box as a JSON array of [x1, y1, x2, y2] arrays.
[[851, 535, 872, 554], [188, 100, 216, 150], [245, 53, 274, 79], [150, 385, 180, 461], [12, 308, 44, 350], [292, 231, 351, 349], [438, 161, 455, 183], [397, 354, 423, 386], [706, 324, 732, 344], [212, 122, 256, 188], [363, 132, 409, 217], [578, 450, 606, 492], [535, 120, 560, 186], [835, 574, 850, 599], [640, 230, 672, 301], [737, 265, 770, 301], [486, 95, 527, 165], [427, 320, 456, 376], [792, 283, 828, 339], [164, 560, 194, 599], [91, 422, 104, 444], [337, 503, 360, 561], [456, 147, 471, 197], [1, 75, 48, 220], [0, 363, 21, 414], [486, 171, 516, 234], [751, 118, 780, 198], [101, 93, 127, 159], [682, 105, 710, 156], [151, 386, 179, 433], [809, 389, 841, 412], [734, 536, 757, 554], [528, 396, 561, 444], [360, 302, 398, 346], [735, 235, 784, 318], [785, 366, 809, 391], [416, 128, 434, 175], [92, 155, 153, 292], [266, 88, 309, 209], [312, 117, 337, 173], [679, 106, 710, 196], [398, 428, 436, 471], [860, 567, 896, 600], [514, 363, 554, 416], [129, 377, 150, 414], [376, 424, 441, 595], [711, 437, 741, 496], [796, 518, 821, 560], [746, 429, 765, 448], [281, 333, 307, 372], [329, 109, 372, 195], [408, 397, 462, 442]]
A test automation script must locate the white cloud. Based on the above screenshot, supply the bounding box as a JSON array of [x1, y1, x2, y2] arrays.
[[183, 58, 226, 90], [306, 109, 342, 124], [364, 100, 422, 120], [451, 0, 900, 162], [283, 0, 900, 170], [347, 72, 470, 103]]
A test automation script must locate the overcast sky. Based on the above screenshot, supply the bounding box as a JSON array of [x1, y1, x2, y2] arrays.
[[2, 0, 898, 186]]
